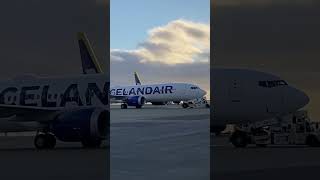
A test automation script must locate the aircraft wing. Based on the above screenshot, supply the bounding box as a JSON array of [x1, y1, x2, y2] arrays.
[[0, 104, 60, 122], [110, 95, 128, 103]]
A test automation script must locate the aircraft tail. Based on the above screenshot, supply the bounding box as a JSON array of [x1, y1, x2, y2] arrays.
[[134, 72, 142, 85], [77, 32, 103, 74]]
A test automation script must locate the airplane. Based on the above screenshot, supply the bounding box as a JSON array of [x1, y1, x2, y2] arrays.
[[110, 82, 207, 109], [109, 70, 207, 109], [110, 70, 208, 109], [132, 71, 189, 105], [0, 32, 109, 149], [211, 68, 310, 146]]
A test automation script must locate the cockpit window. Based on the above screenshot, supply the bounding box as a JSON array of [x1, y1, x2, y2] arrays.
[[190, 86, 199, 89], [258, 80, 288, 88]]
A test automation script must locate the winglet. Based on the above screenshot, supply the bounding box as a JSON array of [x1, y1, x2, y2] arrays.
[[134, 71, 141, 85], [77, 32, 103, 74]]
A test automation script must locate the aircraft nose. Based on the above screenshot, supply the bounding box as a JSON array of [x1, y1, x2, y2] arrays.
[[200, 89, 207, 96], [288, 88, 310, 109], [298, 90, 310, 107]]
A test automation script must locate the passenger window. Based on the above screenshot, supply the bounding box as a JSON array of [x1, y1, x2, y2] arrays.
[[281, 80, 288, 85], [267, 81, 276, 88]]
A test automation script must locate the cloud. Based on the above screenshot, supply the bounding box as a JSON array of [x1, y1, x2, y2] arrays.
[[111, 19, 210, 65], [111, 19, 210, 97]]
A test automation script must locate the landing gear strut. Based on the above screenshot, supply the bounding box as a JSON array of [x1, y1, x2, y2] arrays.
[[121, 103, 128, 109], [182, 103, 189, 108], [34, 133, 56, 149], [230, 131, 249, 148]]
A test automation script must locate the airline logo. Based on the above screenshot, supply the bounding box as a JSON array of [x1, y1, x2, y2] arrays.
[[0, 82, 109, 107], [110, 86, 174, 96]]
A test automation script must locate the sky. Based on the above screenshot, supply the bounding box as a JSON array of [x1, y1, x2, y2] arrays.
[[213, 0, 320, 119], [0, 0, 108, 78], [110, 0, 210, 98]]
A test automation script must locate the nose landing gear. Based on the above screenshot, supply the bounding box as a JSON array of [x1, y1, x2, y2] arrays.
[[121, 103, 128, 109], [34, 132, 56, 149]]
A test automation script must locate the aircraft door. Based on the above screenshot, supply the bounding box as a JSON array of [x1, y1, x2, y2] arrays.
[[229, 79, 242, 103]]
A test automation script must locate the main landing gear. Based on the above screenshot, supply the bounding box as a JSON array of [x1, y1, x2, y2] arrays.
[[182, 102, 189, 108], [120, 104, 142, 109], [121, 103, 128, 109], [34, 132, 56, 149], [230, 130, 249, 148]]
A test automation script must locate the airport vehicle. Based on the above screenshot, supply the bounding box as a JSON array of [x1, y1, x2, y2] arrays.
[[108, 70, 207, 109], [230, 110, 320, 147], [0, 32, 108, 149], [181, 97, 210, 108], [211, 68, 310, 141]]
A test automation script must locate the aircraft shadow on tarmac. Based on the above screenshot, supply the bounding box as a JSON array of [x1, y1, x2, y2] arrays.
[[211, 145, 320, 149], [0, 146, 109, 152], [244, 145, 320, 149]]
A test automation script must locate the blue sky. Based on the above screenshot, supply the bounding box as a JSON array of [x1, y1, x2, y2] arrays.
[[111, 0, 210, 49]]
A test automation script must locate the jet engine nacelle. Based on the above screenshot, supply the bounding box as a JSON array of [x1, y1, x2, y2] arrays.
[[52, 108, 108, 143], [126, 96, 146, 107]]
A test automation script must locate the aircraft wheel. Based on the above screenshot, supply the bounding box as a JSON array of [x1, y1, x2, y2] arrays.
[[34, 133, 56, 149], [82, 138, 102, 148], [121, 104, 128, 109], [306, 135, 320, 147], [182, 103, 189, 108], [46, 133, 56, 149], [230, 131, 248, 148], [34, 134, 47, 149]]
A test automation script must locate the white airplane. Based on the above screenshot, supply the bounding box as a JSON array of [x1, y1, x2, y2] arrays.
[[110, 82, 206, 109], [110, 70, 207, 109], [0, 32, 109, 149], [211, 68, 310, 145]]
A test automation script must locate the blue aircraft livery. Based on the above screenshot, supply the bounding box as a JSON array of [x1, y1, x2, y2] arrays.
[[110, 83, 206, 106], [110, 86, 174, 96], [0, 78, 109, 108]]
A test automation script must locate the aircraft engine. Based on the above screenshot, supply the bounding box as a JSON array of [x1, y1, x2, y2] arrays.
[[51, 108, 108, 147], [126, 96, 146, 106]]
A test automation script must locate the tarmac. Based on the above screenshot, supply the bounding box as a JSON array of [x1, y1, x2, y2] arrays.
[[212, 135, 320, 180], [2, 104, 319, 180], [0, 135, 108, 180], [0, 104, 209, 180], [110, 104, 210, 180]]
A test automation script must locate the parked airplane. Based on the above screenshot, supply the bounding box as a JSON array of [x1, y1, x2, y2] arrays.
[[211, 68, 309, 144], [110, 82, 206, 109], [0, 32, 108, 149]]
